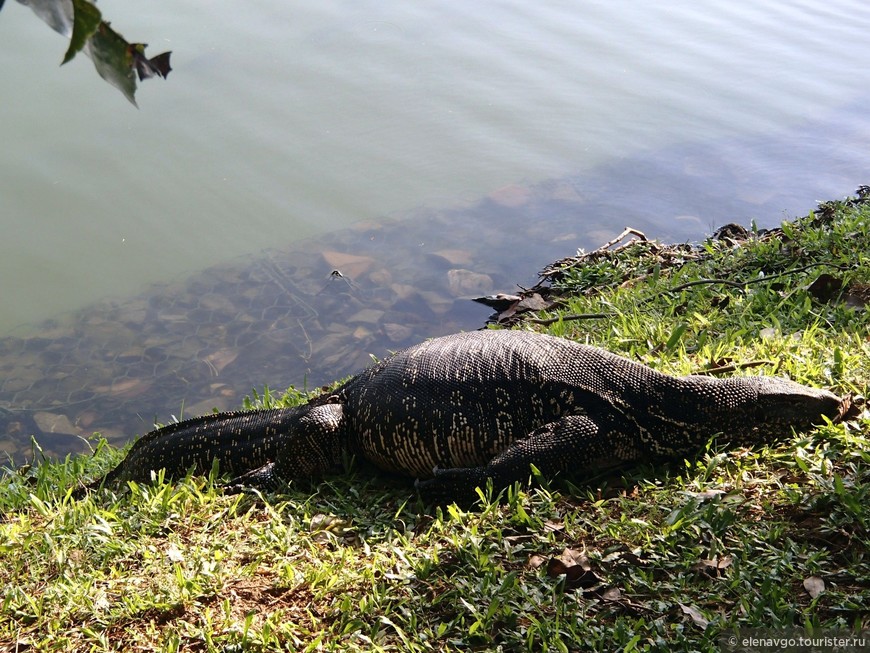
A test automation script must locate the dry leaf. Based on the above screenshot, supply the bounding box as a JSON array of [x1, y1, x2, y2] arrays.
[[546, 548, 601, 589], [559, 547, 591, 569], [803, 575, 825, 599], [679, 603, 709, 629], [601, 587, 621, 601], [528, 554, 547, 569], [695, 555, 733, 577], [543, 519, 564, 533], [165, 543, 185, 563], [806, 273, 843, 303]]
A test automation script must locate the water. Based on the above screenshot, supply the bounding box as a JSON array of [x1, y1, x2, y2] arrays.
[[1, 0, 868, 463]]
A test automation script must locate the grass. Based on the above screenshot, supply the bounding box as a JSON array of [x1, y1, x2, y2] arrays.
[[1, 192, 869, 652]]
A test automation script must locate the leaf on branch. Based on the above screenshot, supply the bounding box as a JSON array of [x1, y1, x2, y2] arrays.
[[20, 0, 172, 105], [130, 43, 173, 80], [89, 23, 172, 105], [62, 0, 101, 64]]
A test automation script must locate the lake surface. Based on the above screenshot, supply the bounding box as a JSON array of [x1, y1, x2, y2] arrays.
[[1, 0, 868, 464]]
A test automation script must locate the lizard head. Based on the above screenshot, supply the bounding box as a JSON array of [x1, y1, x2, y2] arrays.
[[744, 375, 846, 436]]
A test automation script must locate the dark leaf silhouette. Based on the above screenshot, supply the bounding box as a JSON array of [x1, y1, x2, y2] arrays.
[[806, 273, 843, 303], [14, 0, 172, 105], [132, 45, 172, 80]]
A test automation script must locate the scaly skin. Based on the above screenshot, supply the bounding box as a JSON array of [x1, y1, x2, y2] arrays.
[[83, 331, 847, 504]]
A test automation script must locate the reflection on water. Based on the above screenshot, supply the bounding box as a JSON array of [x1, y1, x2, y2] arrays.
[[1, 103, 867, 465], [4, 0, 870, 334]]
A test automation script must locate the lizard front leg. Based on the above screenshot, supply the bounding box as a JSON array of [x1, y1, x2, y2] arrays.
[[415, 413, 636, 506]]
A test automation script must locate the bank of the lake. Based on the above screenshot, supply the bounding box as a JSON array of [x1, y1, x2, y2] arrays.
[[1, 192, 868, 652]]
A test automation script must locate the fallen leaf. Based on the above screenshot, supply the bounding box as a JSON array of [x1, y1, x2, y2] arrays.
[[679, 603, 709, 629], [601, 587, 621, 601], [695, 555, 733, 576], [803, 575, 825, 599], [806, 273, 843, 303], [165, 543, 184, 563], [835, 394, 863, 423], [528, 554, 547, 569], [94, 589, 111, 611], [559, 548, 591, 569], [543, 519, 564, 533], [546, 548, 601, 589], [759, 327, 778, 340]]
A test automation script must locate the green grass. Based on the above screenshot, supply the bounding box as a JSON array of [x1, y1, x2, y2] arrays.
[[1, 194, 869, 651]]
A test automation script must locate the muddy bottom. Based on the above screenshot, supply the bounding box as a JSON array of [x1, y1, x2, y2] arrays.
[[2, 114, 866, 465]]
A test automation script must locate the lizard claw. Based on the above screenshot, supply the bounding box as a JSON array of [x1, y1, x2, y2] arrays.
[[414, 466, 488, 507]]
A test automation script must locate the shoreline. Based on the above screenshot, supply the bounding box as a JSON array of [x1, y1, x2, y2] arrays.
[[1, 189, 868, 651]]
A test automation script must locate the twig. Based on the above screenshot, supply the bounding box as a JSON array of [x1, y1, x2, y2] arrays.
[[539, 227, 650, 279], [529, 313, 612, 326], [693, 360, 776, 376], [741, 262, 851, 286], [664, 262, 852, 296], [594, 227, 648, 253], [666, 279, 747, 294]]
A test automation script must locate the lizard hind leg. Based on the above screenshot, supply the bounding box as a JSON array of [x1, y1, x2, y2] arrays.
[[223, 462, 280, 494], [416, 414, 630, 506]]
